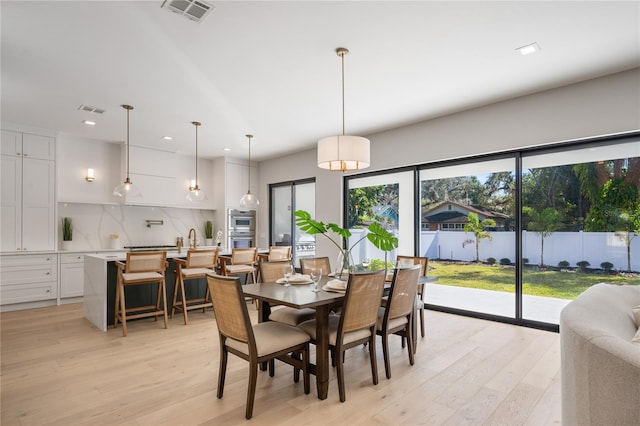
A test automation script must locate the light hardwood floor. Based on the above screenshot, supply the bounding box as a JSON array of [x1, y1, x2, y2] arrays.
[[0, 303, 561, 425]]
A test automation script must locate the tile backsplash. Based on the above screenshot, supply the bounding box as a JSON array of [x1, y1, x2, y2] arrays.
[[57, 203, 217, 251]]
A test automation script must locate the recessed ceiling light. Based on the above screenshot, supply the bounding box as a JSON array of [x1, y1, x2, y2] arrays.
[[516, 42, 540, 56], [82, 120, 96, 126], [162, 136, 173, 140], [223, 148, 231, 152]]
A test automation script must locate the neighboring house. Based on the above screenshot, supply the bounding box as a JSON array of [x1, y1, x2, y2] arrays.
[[422, 201, 511, 231]]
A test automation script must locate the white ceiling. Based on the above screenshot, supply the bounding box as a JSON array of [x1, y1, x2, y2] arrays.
[[2, 1, 639, 161]]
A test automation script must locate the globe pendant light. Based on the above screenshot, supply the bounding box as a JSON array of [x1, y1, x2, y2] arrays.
[[113, 104, 142, 199], [186, 121, 206, 202], [317, 47, 370, 172], [239, 134, 259, 209]]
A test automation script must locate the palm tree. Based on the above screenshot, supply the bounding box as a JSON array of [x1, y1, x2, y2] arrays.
[[524, 207, 563, 267], [463, 212, 496, 263]]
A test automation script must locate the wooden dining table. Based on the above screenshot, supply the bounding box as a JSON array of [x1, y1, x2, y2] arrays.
[[242, 277, 344, 400]]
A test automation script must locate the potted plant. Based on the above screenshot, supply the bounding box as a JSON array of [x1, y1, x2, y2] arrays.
[[62, 217, 72, 250], [204, 220, 214, 246], [295, 210, 398, 278]]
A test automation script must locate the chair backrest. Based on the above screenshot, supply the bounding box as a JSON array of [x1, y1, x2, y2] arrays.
[[125, 251, 167, 273], [339, 271, 386, 334], [268, 246, 291, 261], [231, 247, 258, 265], [186, 248, 218, 269], [396, 255, 428, 277], [385, 265, 420, 321], [206, 274, 254, 346], [259, 260, 292, 282], [300, 257, 331, 276]]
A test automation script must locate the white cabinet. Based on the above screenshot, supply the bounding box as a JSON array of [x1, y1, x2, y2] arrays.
[[0, 254, 58, 305], [59, 253, 85, 298], [1, 130, 55, 252]]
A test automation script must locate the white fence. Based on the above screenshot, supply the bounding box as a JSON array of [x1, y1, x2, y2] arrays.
[[348, 230, 640, 272]]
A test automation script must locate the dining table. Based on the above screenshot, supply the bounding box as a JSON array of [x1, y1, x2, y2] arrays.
[[242, 276, 344, 400]]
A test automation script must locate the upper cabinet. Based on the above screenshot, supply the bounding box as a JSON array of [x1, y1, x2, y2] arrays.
[[1, 130, 55, 252]]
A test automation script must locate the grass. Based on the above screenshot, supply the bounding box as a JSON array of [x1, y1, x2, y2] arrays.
[[429, 261, 640, 300]]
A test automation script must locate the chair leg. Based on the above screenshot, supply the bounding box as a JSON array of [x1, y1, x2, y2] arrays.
[[171, 271, 180, 318], [369, 330, 379, 386], [119, 282, 128, 337], [203, 284, 211, 314], [407, 327, 415, 366], [420, 307, 425, 337], [246, 360, 258, 419], [217, 344, 227, 399], [114, 277, 121, 330], [336, 348, 346, 403], [161, 279, 169, 329], [293, 351, 300, 383], [179, 276, 188, 325], [382, 332, 391, 379], [302, 345, 310, 395], [154, 281, 162, 322], [268, 359, 275, 377]]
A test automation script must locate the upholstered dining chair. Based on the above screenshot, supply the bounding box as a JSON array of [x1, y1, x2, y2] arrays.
[[267, 245, 292, 261], [377, 265, 420, 379], [299, 257, 331, 276], [298, 270, 386, 402], [261, 260, 316, 327], [224, 247, 258, 284], [114, 251, 168, 337], [395, 255, 429, 340], [171, 248, 218, 325], [206, 274, 310, 420]]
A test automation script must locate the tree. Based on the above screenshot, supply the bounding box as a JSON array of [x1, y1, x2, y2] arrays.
[[523, 207, 564, 267], [463, 212, 496, 263]]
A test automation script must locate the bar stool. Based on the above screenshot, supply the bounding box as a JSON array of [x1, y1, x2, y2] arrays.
[[114, 251, 168, 337], [224, 247, 258, 284], [171, 248, 218, 325]]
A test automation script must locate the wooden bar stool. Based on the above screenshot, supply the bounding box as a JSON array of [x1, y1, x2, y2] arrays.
[[114, 251, 168, 337], [224, 247, 258, 284], [171, 248, 218, 325]]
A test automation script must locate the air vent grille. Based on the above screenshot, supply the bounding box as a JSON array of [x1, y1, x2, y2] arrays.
[[161, 0, 214, 23], [77, 104, 105, 114]]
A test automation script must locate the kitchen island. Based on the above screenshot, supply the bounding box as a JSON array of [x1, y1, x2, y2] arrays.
[[85, 249, 227, 331]]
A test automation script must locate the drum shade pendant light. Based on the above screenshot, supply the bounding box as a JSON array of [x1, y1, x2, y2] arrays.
[[239, 134, 259, 209], [186, 121, 206, 201], [317, 47, 370, 172], [113, 105, 142, 199]]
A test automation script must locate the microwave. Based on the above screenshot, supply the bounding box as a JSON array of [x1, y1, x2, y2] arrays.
[[228, 209, 256, 232]]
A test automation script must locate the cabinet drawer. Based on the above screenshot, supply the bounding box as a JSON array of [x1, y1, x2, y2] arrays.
[[1, 282, 57, 304], [1, 254, 56, 267], [0, 263, 57, 286], [60, 253, 85, 264]]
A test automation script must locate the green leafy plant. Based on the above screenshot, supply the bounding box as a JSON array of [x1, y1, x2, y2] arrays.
[[294, 210, 398, 275], [486, 257, 496, 265], [600, 261, 614, 273], [205, 220, 213, 239], [577, 260, 591, 272], [62, 217, 73, 241], [463, 212, 496, 263], [499, 258, 511, 266], [558, 260, 570, 268]]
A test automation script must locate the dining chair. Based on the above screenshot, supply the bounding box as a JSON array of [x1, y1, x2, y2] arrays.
[[267, 245, 292, 261], [377, 265, 420, 379], [395, 255, 429, 340], [170, 248, 218, 325], [206, 274, 310, 420], [298, 270, 386, 402], [114, 251, 168, 337], [261, 260, 316, 327], [299, 257, 331, 276], [224, 247, 258, 284]]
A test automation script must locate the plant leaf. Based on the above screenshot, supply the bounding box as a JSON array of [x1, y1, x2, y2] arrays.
[[327, 223, 351, 238], [366, 222, 398, 252], [294, 210, 327, 234]]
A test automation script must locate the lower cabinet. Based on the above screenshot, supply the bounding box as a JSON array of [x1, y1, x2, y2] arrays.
[[60, 253, 85, 298], [0, 254, 58, 305]]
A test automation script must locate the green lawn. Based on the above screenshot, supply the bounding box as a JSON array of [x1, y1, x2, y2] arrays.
[[429, 261, 640, 300]]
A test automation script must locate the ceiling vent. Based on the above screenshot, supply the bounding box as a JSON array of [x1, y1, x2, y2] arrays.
[[78, 104, 105, 114], [161, 0, 214, 23]]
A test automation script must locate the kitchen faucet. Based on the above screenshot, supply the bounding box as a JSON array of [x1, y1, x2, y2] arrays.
[[188, 228, 197, 249]]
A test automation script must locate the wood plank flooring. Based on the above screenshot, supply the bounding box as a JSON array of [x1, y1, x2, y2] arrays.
[[0, 303, 561, 425]]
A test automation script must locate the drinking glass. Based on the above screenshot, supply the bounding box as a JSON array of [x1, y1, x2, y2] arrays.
[[361, 258, 370, 270], [310, 267, 322, 292], [283, 264, 294, 287]]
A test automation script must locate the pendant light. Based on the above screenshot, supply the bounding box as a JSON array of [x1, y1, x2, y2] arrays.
[[113, 104, 142, 199], [186, 121, 206, 202], [239, 134, 259, 209], [317, 47, 370, 172]]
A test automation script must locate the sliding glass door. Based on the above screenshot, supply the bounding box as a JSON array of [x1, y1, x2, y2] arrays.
[[269, 179, 315, 268]]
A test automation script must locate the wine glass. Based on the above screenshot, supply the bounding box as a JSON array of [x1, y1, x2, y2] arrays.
[[283, 264, 294, 287], [310, 267, 322, 292], [361, 258, 370, 270]]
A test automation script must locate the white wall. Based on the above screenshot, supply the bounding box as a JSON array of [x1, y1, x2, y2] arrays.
[[257, 68, 640, 260]]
